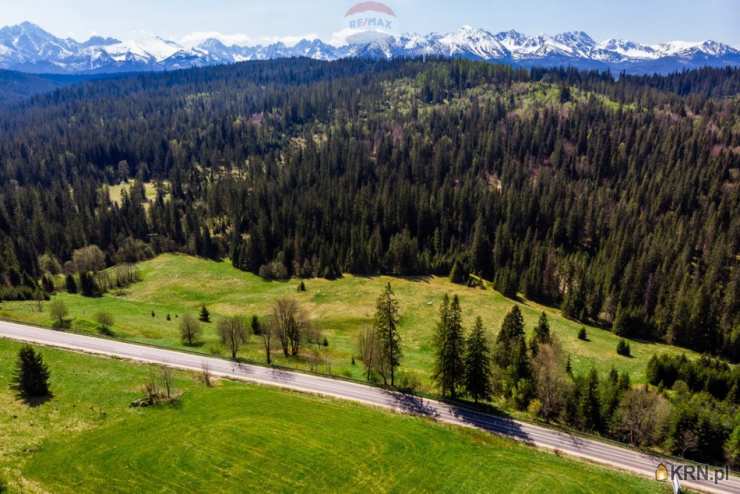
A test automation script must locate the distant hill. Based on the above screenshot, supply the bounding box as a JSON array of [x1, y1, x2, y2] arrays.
[[0, 70, 69, 104], [0, 70, 124, 104]]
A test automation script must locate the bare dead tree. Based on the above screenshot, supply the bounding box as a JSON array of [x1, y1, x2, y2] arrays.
[[179, 313, 202, 346], [612, 387, 670, 447], [160, 366, 174, 399], [271, 298, 310, 357], [531, 336, 572, 420], [138, 366, 178, 406], [218, 316, 247, 360], [357, 325, 383, 382]]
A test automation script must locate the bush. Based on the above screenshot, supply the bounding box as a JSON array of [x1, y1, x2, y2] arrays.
[[258, 261, 290, 281], [38, 253, 63, 275], [512, 378, 534, 411], [113, 237, 155, 264], [95, 311, 115, 336], [72, 245, 106, 273], [578, 327, 588, 341], [131, 367, 178, 408], [0, 285, 40, 301], [297, 280, 307, 292], [528, 398, 543, 417], [180, 314, 202, 346], [49, 299, 69, 329], [79, 271, 102, 297], [617, 339, 631, 357], [112, 264, 141, 288], [396, 371, 422, 393]]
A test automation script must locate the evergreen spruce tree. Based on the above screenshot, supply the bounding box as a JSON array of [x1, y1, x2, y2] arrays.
[[617, 339, 631, 357], [577, 369, 602, 431], [618, 371, 631, 392], [199, 305, 210, 323], [494, 306, 532, 402], [449, 259, 466, 285], [433, 294, 466, 398], [251, 315, 262, 336], [373, 283, 402, 386], [465, 317, 492, 403], [12, 346, 51, 400], [601, 367, 623, 427], [494, 306, 526, 369], [65, 274, 77, 294], [530, 311, 551, 356], [470, 218, 492, 280], [79, 272, 100, 297]]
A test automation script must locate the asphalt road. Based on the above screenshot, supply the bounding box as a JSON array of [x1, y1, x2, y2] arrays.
[[1, 319, 738, 494]]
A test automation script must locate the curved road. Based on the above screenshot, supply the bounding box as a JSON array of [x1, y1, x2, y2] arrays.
[[1, 320, 738, 494]]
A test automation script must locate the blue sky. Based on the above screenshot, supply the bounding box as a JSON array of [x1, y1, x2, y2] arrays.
[[3, 0, 739, 46]]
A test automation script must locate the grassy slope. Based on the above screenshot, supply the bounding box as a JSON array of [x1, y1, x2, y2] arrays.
[[0, 254, 696, 390], [0, 339, 666, 493]]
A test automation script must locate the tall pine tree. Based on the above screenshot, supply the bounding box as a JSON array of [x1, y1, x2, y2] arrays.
[[433, 294, 466, 398], [465, 317, 492, 402], [373, 283, 402, 386]]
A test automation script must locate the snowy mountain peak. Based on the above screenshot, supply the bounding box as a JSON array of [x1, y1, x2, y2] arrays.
[[596, 38, 657, 60], [439, 26, 508, 59], [553, 31, 596, 54], [0, 21, 738, 75], [105, 35, 187, 63], [654, 40, 737, 58]]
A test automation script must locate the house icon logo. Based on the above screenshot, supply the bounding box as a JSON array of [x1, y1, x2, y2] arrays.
[[656, 463, 669, 482]]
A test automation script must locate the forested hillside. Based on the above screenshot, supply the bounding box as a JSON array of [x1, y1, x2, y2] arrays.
[[0, 70, 69, 105], [0, 70, 112, 105], [0, 59, 737, 361]]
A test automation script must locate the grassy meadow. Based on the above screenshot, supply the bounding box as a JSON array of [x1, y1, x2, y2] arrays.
[[0, 254, 697, 392], [0, 339, 668, 493]]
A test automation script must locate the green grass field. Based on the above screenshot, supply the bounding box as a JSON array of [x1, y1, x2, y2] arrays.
[[0, 339, 667, 493], [0, 254, 697, 392]]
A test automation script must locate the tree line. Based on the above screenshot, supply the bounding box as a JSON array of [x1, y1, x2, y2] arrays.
[[357, 285, 739, 467]]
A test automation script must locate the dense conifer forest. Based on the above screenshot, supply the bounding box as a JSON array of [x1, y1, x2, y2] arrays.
[[0, 59, 737, 362]]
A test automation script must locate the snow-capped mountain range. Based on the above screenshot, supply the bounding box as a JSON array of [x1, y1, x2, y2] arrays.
[[1, 22, 738, 75]]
